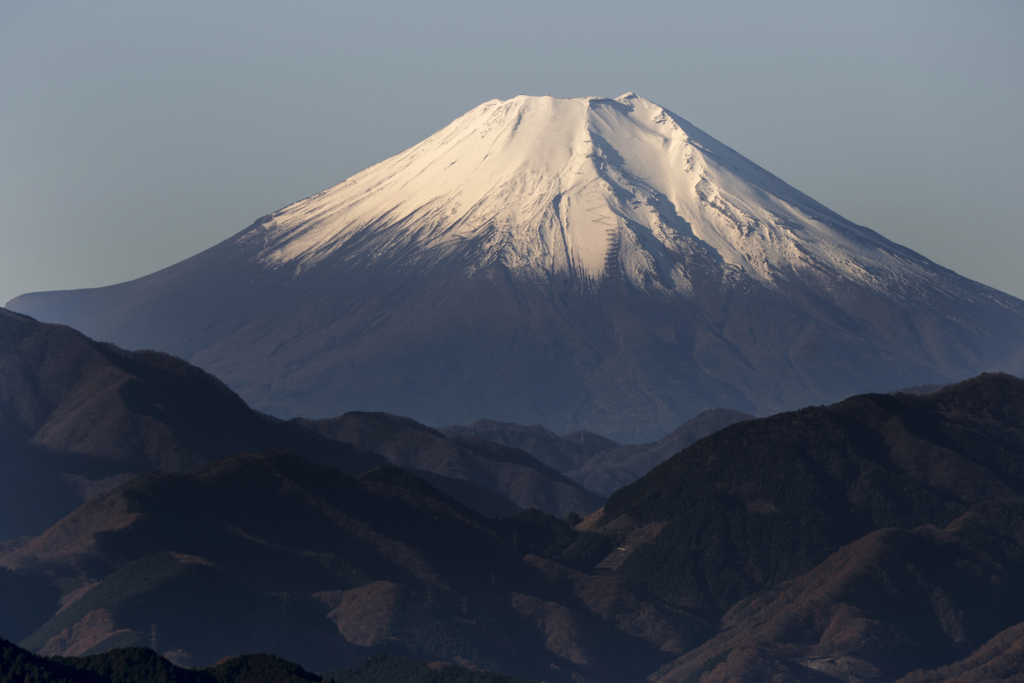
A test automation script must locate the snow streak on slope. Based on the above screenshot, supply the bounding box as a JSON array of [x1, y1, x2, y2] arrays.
[[242, 93, 978, 303]]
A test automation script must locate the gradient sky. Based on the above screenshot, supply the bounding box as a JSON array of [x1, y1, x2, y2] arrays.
[[2, 1, 1023, 306]]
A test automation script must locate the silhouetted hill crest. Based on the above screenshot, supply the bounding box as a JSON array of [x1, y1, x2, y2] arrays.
[[298, 412, 604, 519]]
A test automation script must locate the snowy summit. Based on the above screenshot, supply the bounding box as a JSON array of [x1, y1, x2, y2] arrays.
[[250, 93, 949, 300]]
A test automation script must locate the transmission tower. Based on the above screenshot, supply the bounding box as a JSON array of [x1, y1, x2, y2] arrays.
[[149, 624, 158, 652]]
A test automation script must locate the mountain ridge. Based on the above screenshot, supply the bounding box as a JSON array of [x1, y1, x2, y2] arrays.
[[443, 409, 753, 494], [0, 309, 596, 538], [7, 376, 1024, 681], [594, 372, 1024, 615], [0, 450, 698, 681], [295, 412, 604, 518]]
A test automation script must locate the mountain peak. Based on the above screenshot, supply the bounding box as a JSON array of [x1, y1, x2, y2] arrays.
[[10, 94, 1024, 441], [246, 93, 941, 299]]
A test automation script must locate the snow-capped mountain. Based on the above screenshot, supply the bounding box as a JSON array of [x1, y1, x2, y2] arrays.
[[251, 93, 948, 297], [9, 94, 1024, 441]]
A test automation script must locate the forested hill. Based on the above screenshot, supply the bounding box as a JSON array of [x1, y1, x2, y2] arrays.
[[0, 307, 384, 540], [600, 372, 1024, 614], [0, 641, 321, 683], [1, 641, 537, 683], [582, 372, 1024, 681]]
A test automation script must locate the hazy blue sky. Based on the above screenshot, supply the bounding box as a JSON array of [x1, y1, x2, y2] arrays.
[[2, 1, 1023, 306]]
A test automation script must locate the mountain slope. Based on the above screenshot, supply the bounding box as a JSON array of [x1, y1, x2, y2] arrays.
[[570, 374, 1024, 681], [898, 620, 1024, 683], [443, 410, 753, 495], [10, 95, 1024, 441], [0, 308, 386, 540], [297, 412, 604, 517], [22, 552, 349, 669], [1, 638, 539, 683], [8, 378, 1024, 682], [0, 452, 700, 682], [589, 373, 1024, 616], [1, 639, 332, 683], [652, 505, 1024, 682], [323, 653, 539, 683], [564, 409, 752, 494], [440, 420, 620, 474], [0, 308, 585, 529]]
